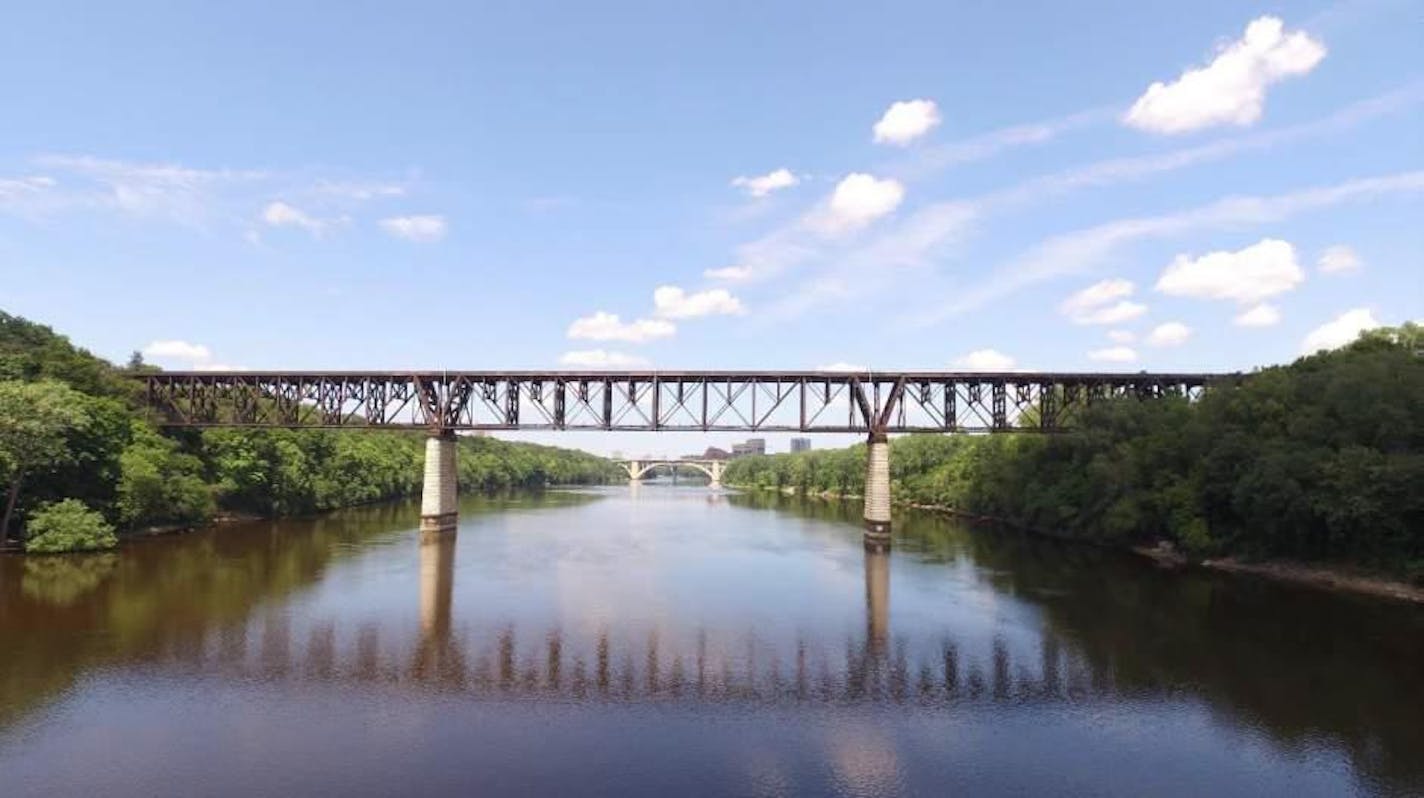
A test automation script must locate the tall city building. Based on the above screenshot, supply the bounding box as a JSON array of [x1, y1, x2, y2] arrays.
[[790, 438, 812, 453], [730, 438, 767, 457]]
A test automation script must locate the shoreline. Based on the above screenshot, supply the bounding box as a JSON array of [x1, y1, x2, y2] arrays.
[[735, 484, 1424, 605], [2, 481, 619, 555]]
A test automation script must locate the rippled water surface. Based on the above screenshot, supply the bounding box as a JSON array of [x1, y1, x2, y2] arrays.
[[2, 485, 1422, 796]]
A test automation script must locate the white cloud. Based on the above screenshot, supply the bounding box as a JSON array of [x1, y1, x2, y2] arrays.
[[1088, 346, 1138, 363], [1300, 308, 1380, 354], [1080, 302, 1148, 325], [652, 286, 745, 319], [703, 265, 753, 282], [1124, 16, 1326, 134], [731, 168, 799, 198], [1318, 244, 1362, 274], [873, 99, 942, 145], [140, 340, 243, 370], [1061, 279, 1148, 325], [1146, 321, 1192, 347], [817, 362, 866, 372], [379, 214, 447, 242], [1107, 329, 1136, 343], [1062, 278, 1133, 315], [142, 340, 212, 363], [567, 311, 675, 343], [1234, 303, 1282, 327], [559, 349, 650, 368], [1156, 238, 1304, 303], [954, 349, 1016, 370], [809, 173, 905, 234], [261, 201, 325, 234]]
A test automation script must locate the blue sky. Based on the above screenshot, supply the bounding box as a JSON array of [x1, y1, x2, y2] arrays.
[[1, 1, 1420, 453]]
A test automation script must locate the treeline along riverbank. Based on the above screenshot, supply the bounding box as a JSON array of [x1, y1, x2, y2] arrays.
[[724, 323, 1424, 587], [0, 311, 623, 553]]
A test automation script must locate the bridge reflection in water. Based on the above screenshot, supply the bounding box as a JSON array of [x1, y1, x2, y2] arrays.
[[156, 539, 1101, 708]]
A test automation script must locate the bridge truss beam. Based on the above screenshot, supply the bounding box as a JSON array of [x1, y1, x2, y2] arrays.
[[136, 371, 1226, 434]]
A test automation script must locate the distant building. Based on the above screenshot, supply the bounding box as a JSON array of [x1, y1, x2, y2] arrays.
[[701, 446, 731, 460], [731, 438, 766, 458], [790, 438, 812, 453]]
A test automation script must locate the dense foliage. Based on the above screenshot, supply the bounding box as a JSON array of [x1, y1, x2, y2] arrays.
[[24, 499, 117, 554], [0, 311, 623, 551], [725, 325, 1423, 579]]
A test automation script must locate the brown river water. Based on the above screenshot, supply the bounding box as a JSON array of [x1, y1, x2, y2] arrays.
[[1, 484, 1421, 796]]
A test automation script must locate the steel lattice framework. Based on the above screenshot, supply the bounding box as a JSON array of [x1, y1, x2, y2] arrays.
[[135, 371, 1230, 434]]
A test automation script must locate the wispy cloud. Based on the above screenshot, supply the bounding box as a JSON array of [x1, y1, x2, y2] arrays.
[[913, 170, 1424, 325], [0, 154, 434, 240], [759, 86, 1420, 322], [886, 107, 1111, 181], [25, 154, 266, 225], [994, 82, 1423, 207]]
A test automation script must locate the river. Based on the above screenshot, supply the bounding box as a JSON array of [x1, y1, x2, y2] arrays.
[[1, 484, 1421, 796]]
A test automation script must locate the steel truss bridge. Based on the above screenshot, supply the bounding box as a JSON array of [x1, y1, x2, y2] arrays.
[[136, 370, 1229, 434]]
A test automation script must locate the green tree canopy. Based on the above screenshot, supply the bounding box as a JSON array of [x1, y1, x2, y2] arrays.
[[0, 380, 93, 537]]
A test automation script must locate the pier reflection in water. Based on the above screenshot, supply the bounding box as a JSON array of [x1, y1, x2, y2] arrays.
[[1, 486, 1421, 797]]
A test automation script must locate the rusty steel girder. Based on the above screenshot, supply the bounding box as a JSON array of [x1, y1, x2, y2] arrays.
[[134, 370, 1231, 434]]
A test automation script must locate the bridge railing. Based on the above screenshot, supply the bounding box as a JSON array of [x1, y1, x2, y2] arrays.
[[134, 370, 1231, 433]]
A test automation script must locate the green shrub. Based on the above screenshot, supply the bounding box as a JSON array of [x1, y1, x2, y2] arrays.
[[24, 499, 118, 554]]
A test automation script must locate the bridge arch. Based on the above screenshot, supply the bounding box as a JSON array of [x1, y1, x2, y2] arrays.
[[616, 459, 725, 487]]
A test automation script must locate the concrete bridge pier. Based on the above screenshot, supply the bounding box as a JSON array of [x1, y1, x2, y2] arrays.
[[420, 431, 458, 538], [863, 432, 892, 552]]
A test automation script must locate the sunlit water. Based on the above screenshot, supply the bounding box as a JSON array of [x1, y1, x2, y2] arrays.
[[2, 484, 1421, 796]]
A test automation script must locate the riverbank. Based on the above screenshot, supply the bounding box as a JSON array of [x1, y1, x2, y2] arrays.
[[731, 484, 1424, 604], [1201, 558, 1424, 604]]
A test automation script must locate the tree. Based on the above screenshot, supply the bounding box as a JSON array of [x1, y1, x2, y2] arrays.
[[24, 498, 117, 553], [0, 380, 91, 539], [116, 421, 214, 526]]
